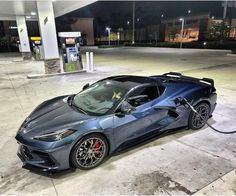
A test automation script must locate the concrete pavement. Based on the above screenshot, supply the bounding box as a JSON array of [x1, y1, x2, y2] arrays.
[[0, 47, 235, 195]]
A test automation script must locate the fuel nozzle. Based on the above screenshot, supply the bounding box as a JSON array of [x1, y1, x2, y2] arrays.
[[175, 97, 197, 113], [175, 97, 187, 105]]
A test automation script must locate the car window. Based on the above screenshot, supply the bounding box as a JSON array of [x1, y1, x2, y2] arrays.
[[127, 85, 159, 107], [158, 85, 165, 96], [73, 80, 128, 115]]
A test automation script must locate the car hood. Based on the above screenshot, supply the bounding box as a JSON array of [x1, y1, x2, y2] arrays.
[[20, 95, 93, 135]]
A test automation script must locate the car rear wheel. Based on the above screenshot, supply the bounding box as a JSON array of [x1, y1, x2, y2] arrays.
[[188, 102, 210, 130], [70, 133, 108, 170]]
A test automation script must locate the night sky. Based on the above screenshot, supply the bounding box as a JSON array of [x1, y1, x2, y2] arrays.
[[56, 1, 234, 36], [2, 1, 236, 38]]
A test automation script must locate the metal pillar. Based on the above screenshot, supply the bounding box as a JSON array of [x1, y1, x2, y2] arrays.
[[16, 16, 31, 60], [37, 0, 60, 74]]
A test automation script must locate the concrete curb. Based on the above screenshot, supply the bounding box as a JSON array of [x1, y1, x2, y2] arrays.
[[27, 70, 86, 79], [227, 53, 236, 57]]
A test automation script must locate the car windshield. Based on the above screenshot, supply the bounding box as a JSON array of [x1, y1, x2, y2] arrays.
[[72, 80, 128, 115]]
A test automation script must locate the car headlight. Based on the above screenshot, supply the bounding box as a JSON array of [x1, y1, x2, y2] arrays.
[[33, 129, 76, 141]]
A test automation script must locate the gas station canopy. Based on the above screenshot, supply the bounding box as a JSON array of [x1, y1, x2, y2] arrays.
[[0, 0, 97, 21], [0, 0, 98, 74]]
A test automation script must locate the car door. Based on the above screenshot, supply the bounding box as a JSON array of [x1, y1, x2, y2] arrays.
[[113, 85, 169, 148]]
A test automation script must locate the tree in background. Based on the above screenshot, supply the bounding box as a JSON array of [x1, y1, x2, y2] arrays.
[[207, 20, 231, 41], [169, 28, 178, 41], [0, 21, 4, 37]]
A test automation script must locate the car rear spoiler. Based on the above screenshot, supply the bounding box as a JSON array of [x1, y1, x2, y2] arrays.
[[163, 72, 215, 87]]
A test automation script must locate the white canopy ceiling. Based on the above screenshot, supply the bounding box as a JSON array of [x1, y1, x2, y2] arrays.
[[0, 0, 97, 21]]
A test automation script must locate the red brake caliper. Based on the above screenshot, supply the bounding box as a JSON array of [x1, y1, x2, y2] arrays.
[[95, 143, 101, 157]]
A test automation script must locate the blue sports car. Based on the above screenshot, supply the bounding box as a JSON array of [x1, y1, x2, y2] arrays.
[[15, 72, 217, 172]]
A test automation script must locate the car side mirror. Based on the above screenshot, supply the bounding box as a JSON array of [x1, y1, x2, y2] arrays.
[[116, 101, 136, 116], [82, 83, 90, 91]]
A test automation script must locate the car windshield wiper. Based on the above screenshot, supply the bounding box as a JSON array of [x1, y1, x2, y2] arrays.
[[68, 95, 88, 115], [73, 104, 88, 115]]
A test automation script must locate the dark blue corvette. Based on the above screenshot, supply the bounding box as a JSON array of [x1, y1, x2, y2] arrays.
[[16, 72, 217, 172]]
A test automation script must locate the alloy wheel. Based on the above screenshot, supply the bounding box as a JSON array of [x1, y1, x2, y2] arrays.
[[191, 104, 209, 129], [75, 137, 106, 168]]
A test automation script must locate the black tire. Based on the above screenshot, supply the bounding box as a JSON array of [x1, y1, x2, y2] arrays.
[[70, 133, 109, 170], [188, 102, 210, 130]]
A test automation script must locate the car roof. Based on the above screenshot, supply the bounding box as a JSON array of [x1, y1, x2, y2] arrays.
[[104, 75, 157, 89]]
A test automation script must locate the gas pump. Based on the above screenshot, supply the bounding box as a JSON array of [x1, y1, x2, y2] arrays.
[[58, 32, 83, 72], [30, 37, 44, 60]]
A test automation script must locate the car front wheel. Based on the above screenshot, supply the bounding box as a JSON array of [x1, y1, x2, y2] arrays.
[[70, 133, 108, 170], [188, 102, 210, 130]]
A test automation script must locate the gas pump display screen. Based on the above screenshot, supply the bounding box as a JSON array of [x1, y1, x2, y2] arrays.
[[66, 38, 75, 46]]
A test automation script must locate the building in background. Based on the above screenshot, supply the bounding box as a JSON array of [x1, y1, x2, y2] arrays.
[[161, 13, 210, 42], [96, 31, 124, 42], [161, 13, 236, 43], [124, 25, 160, 43], [95, 25, 160, 44], [229, 19, 236, 38], [95, 13, 236, 44], [70, 18, 95, 45]]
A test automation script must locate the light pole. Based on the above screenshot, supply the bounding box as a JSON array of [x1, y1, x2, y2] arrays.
[[179, 18, 185, 48], [106, 27, 111, 46], [127, 20, 131, 42], [222, 0, 228, 19], [132, 0, 135, 44], [117, 32, 120, 46]]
